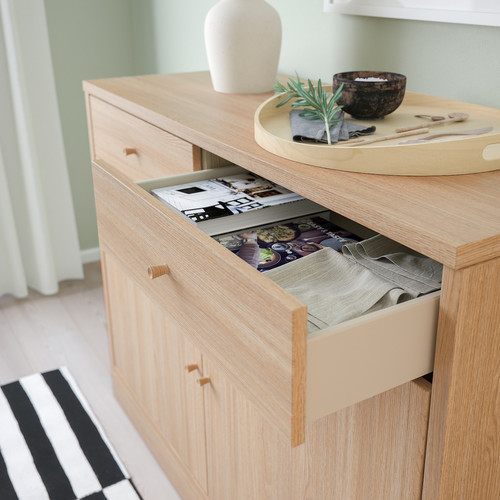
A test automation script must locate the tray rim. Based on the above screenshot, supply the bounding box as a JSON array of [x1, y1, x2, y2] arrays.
[[254, 90, 500, 176]]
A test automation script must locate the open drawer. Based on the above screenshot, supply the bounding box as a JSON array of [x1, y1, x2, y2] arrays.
[[92, 161, 439, 447]]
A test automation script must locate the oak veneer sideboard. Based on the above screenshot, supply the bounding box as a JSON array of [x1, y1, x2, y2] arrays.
[[84, 72, 500, 499]]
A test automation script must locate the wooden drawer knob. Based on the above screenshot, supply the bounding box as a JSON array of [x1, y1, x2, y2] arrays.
[[186, 364, 199, 373], [147, 264, 170, 279], [123, 147, 137, 156], [198, 377, 211, 387]]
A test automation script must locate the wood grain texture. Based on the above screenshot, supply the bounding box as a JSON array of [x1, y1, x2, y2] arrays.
[[422, 257, 500, 499], [93, 162, 307, 446], [204, 357, 431, 500], [103, 253, 208, 496], [84, 72, 500, 498], [112, 373, 208, 500], [90, 96, 201, 181], [94, 158, 440, 446], [83, 72, 500, 269]]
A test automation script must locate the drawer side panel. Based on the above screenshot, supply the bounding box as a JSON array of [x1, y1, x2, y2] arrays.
[[307, 292, 439, 422]]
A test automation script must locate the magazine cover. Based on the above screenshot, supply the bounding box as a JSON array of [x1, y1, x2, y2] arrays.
[[151, 173, 303, 223], [213, 215, 361, 272]]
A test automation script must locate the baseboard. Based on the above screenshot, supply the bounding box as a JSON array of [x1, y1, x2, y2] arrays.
[[81, 246, 100, 264]]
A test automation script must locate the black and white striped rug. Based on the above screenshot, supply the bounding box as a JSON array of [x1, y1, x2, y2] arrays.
[[0, 368, 142, 500]]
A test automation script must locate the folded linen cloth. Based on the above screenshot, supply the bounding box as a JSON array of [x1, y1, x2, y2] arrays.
[[290, 109, 376, 144], [342, 234, 442, 298], [265, 248, 410, 333]]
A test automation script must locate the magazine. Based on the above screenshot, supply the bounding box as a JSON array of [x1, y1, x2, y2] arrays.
[[151, 169, 325, 235], [213, 214, 361, 272]]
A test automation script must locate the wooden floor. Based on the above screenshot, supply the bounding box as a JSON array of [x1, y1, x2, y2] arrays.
[[0, 262, 181, 500]]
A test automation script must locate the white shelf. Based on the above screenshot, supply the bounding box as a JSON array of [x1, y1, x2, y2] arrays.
[[323, 0, 500, 27]]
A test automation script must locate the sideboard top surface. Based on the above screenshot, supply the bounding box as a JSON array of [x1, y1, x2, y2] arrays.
[[83, 71, 500, 270]]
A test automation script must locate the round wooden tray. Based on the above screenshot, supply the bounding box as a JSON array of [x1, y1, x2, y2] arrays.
[[254, 91, 500, 176]]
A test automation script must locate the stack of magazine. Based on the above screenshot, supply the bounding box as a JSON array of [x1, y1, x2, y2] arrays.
[[151, 167, 360, 271], [213, 215, 360, 272]]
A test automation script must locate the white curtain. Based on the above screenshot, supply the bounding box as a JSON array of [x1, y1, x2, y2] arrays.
[[0, 0, 83, 298]]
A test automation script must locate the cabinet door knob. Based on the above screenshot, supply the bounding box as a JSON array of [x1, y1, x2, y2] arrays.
[[148, 264, 170, 279], [198, 377, 211, 387], [186, 364, 199, 373], [123, 147, 137, 156]]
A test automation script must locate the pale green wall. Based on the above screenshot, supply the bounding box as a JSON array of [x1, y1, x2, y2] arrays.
[[145, 0, 500, 108], [44, 0, 136, 251], [44, 0, 500, 252]]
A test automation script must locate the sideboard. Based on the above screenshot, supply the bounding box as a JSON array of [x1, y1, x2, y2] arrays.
[[84, 71, 500, 499]]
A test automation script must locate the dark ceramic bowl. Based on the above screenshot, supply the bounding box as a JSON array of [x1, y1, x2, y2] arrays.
[[332, 71, 406, 120]]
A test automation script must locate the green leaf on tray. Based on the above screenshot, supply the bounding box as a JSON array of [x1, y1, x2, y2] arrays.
[[274, 74, 344, 145]]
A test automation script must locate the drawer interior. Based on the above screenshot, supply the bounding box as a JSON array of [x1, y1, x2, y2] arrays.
[[98, 161, 440, 445], [138, 165, 441, 421]]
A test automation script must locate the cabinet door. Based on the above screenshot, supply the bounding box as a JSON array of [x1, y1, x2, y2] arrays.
[[102, 252, 208, 495], [203, 355, 431, 500]]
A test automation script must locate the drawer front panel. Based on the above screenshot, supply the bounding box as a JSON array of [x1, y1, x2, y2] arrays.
[[90, 97, 200, 181], [93, 162, 307, 446]]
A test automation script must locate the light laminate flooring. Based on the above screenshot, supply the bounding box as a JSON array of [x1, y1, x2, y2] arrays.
[[0, 262, 181, 500]]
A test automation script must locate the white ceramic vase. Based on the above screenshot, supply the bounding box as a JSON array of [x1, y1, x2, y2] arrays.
[[204, 0, 282, 94]]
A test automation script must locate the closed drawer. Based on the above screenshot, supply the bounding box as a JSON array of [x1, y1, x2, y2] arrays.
[[89, 97, 201, 181], [93, 162, 439, 447]]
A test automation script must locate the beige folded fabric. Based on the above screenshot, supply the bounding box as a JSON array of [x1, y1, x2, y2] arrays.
[[342, 234, 442, 297], [266, 248, 410, 333]]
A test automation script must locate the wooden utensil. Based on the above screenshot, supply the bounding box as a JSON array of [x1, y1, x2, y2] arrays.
[[396, 112, 469, 133], [398, 126, 493, 144], [345, 127, 430, 147], [414, 114, 445, 121]]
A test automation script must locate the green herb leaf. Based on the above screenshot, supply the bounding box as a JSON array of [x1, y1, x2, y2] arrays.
[[274, 74, 344, 145]]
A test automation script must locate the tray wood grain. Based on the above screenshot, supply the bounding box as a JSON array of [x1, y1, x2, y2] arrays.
[[255, 91, 500, 176]]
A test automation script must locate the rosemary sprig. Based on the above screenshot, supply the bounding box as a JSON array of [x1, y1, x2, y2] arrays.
[[274, 74, 344, 145]]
